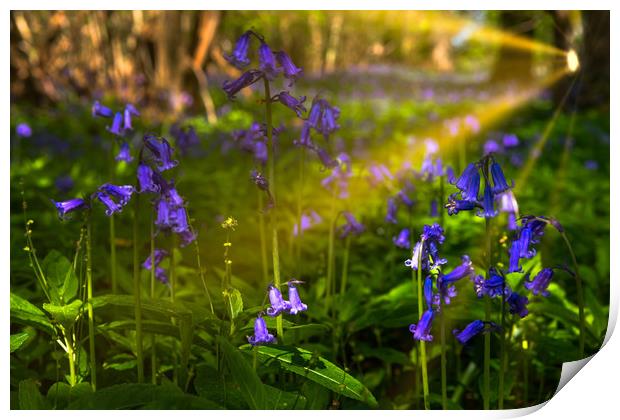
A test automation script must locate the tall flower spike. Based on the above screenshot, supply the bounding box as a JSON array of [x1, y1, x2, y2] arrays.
[[51, 198, 88, 220], [287, 280, 308, 315], [258, 42, 281, 80], [266, 285, 290, 316], [222, 70, 262, 99], [115, 142, 133, 163], [525, 268, 554, 297], [276, 51, 303, 84], [409, 309, 434, 342], [225, 31, 252, 69], [247, 315, 276, 346], [107, 112, 124, 136]]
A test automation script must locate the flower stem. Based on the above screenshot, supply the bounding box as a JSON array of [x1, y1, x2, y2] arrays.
[[416, 239, 430, 410], [440, 309, 447, 409], [86, 218, 97, 390], [63, 330, 77, 386], [325, 186, 337, 317], [258, 190, 269, 285], [110, 215, 117, 294], [150, 214, 157, 384], [132, 194, 144, 384], [295, 147, 306, 277], [263, 77, 284, 343], [499, 287, 506, 409], [340, 235, 351, 295], [170, 234, 178, 385], [483, 217, 492, 409], [560, 232, 586, 358]]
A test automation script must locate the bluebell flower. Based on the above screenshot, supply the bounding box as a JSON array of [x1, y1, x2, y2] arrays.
[[287, 280, 308, 315], [166, 185, 184, 207], [409, 309, 434, 342], [144, 136, 178, 171], [315, 147, 339, 169], [442, 255, 473, 283], [258, 42, 281, 80], [155, 198, 172, 228], [123, 104, 140, 131], [137, 164, 160, 193], [421, 223, 445, 244], [397, 189, 414, 207], [445, 166, 455, 184], [453, 320, 499, 345], [453, 163, 478, 195], [247, 315, 276, 346], [170, 206, 190, 233], [178, 228, 197, 247], [51, 198, 88, 219], [507, 240, 522, 273], [479, 180, 498, 218], [115, 142, 133, 163], [472, 267, 509, 298], [222, 70, 262, 99], [368, 163, 393, 186], [502, 133, 519, 148], [293, 210, 322, 236], [490, 161, 511, 194], [339, 212, 365, 238], [107, 112, 124, 136], [92, 100, 113, 118], [405, 223, 447, 272], [294, 122, 314, 149], [225, 31, 252, 69], [393, 228, 411, 249], [98, 183, 134, 206], [430, 199, 439, 217], [321, 153, 352, 198], [525, 268, 554, 297], [16, 123, 32, 138], [142, 249, 169, 284], [385, 197, 398, 224], [276, 91, 307, 117], [275, 51, 303, 84], [307, 99, 323, 128], [319, 103, 340, 137], [250, 169, 269, 191], [499, 191, 519, 230], [424, 276, 434, 309], [505, 291, 529, 318], [484, 140, 500, 155], [445, 193, 477, 216], [405, 241, 423, 271], [94, 191, 122, 216], [266, 285, 290, 316], [54, 175, 74, 193]]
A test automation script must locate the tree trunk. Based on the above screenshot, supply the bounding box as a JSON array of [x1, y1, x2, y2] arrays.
[[489, 11, 536, 86], [577, 11, 609, 109]]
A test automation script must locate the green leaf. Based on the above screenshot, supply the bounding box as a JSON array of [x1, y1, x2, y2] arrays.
[[264, 384, 307, 409], [222, 287, 243, 320], [218, 337, 267, 409], [244, 344, 378, 408], [10, 293, 55, 335], [10, 331, 33, 353], [41, 250, 78, 304], [67, 383, 222, 409], [42, 300, 83, 330], [18, 379, 50, 409]]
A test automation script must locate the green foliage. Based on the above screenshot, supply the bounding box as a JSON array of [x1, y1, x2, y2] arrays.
[[41, 250, 79, 304]]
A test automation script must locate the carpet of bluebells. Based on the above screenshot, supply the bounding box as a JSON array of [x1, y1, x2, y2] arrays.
[[10, 30, 609, 410]]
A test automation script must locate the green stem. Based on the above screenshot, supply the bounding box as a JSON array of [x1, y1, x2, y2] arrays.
[[86, 219, 97, 390], [170, 234, 178, 385], [63, 331, 77, 386], [110, 215, 117, 294], [325, 186, 337, 316], [258, 190, 269, 285], [340, 235, 351, 295], [416, 239, 430, 410], [295, 147, 306, 277], [132, 195, 144, 384], [440, 309, 447, 409], [499, 285, 506, 409], [263, 77, 284, 343], [560, 232, 586, 358], [150, 216, 157, 384], [483, 217, 492, 410], [194, 236, 214, 315]]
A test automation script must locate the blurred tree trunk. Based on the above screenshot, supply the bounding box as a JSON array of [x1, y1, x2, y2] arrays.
[[577, 11, 609, 109], [324, 13, 343, 74], [309, 12, 325, 75], [191, 11, 220, 124], [550, 11, 574, 106], [489, 11, 536, 85]]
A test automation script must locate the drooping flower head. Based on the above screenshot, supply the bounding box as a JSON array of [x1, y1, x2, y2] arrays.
[[287, 280, 308, 315], [258, 42, 281, 80], [453, 320, 500, 345], [247, 315, 276, 346], [393, 228, 411, 249], [115, 142, 133, 163], [525, 268, 554, 297], [222, 70, 262, 99], [339, 212, 365, 238], [276, 91, 307, 117], [225, 31, 252, 69], [275, 51, 303, 85], [98, 183, 135, 206], [266, 284, 290, 316], [472, 267, 510, 298], [405, 223, 447, 272], [409, 309, 434, 342], [94, 191, 122, 216], [144, 135, 178, 172], [250, 169, 269, 192], [92, 101, 113, 118], [137, 164, 160, 193], [107, 112, 124, 136], [51, 198, 88, 220], [505, 291, 529, 318]]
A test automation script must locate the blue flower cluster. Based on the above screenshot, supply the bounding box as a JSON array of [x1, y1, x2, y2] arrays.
[[247, 280, 308, 346]]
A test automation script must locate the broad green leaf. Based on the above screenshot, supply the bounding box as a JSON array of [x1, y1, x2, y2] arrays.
[[10, 331, 33, 353], [222, 287, 243, 321], [10, 293, 55, 335], [43, 300, 83, 330], [218, 337, 267, 409], [67, 383, 221, 409], [19, 379, 50, 409], [47, 382, 71, 409], [41, 250, 78, 304], [264, 384, 307, 409], [193, 364, 248, 409], [243, 344, 378, 408]]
